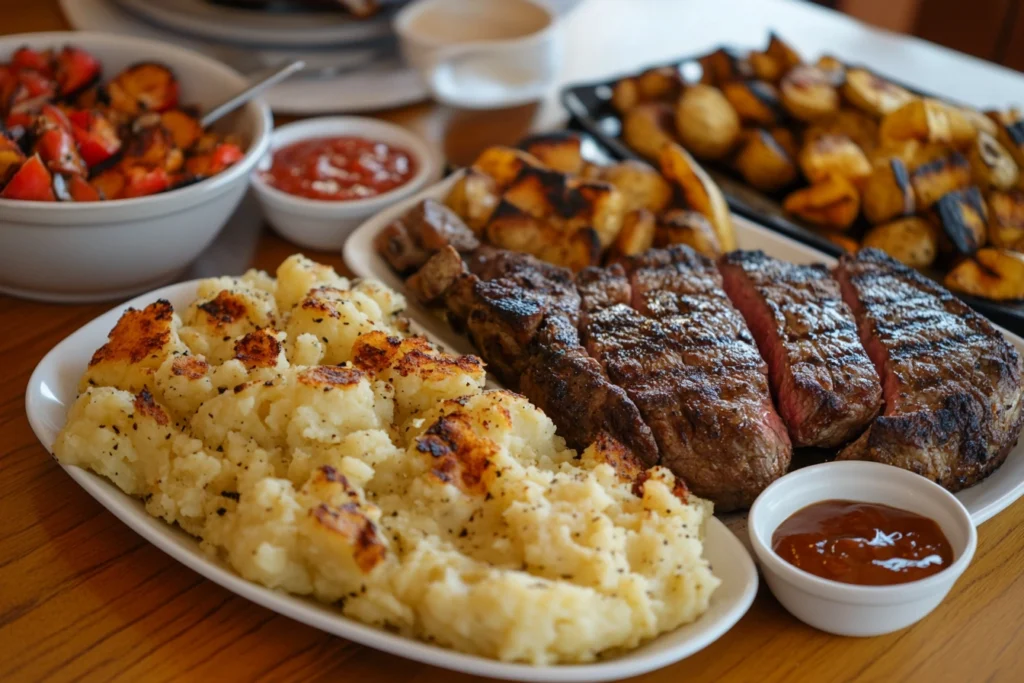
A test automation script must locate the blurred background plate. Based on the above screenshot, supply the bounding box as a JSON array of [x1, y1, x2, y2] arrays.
[[113, 0, 402, 47], [61, 0, 429, 113]]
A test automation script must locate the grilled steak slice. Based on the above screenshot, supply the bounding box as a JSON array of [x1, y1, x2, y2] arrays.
[[835, 248, 1024, 490], [719, 250, 882, 447], [406, 245, 465, 306], [374, 199, 479, 274], [609, 245, 791, 510]]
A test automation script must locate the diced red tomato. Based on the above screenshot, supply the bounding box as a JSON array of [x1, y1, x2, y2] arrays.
[[35, 127, 86, 175], [4, 111, 33, 130], [68, 109, 122, 168], [12, 69, 56, 99], [11, 47, 54, 77], [0, 154, 55, 201], [0, 65, 16, 109], [54, 46, 101, 98], [67, 173, 101, 201], [36, 103, 71, 132], [121, 165, 170, 198]]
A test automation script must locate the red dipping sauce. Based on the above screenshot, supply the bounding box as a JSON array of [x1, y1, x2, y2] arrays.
[[261, 135, 417, 201]]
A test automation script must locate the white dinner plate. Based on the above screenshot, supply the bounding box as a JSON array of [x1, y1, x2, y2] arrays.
[[25, 264, 758, 682], [343, 172, 1024, 527]]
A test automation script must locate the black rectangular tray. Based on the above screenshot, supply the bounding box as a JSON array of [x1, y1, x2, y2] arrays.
[[561, 51, 1024, 335]]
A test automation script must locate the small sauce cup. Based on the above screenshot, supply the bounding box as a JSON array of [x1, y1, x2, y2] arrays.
[[748, 460, 977, 637]]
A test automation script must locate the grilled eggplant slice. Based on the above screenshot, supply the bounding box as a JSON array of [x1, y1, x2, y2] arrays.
[[445, 168, 500, 233], [841, 69, 914, 118], [968, 131, 1020, 191], [987, 189, 1024, 250], [863, 158, 915, 224], [945, 248, 1024, 301], [659, 142, 736, 250], [471, 145, 543, 190], [674, 84, 741, 160], [592, 159, 673, 213], [782, 174, 860, 230], [798, 133, 871, 187], [698, 48, 753, 85], [910, 151, 972, 209], [862, 217, 937, 269], [519, 132, 584, 175], [722, 80, 782, 127], [935, 186, 988, 255], [780, 65, 840, 122], [879, 98, 976, 148], [622, 102, 676, 162], [734, 128, 798, 193], [654, 209, 722, 257], [608, 208, 656, 264]]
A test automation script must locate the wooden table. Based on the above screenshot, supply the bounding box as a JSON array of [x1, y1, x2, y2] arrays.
[[4, 2, 1024, 681]]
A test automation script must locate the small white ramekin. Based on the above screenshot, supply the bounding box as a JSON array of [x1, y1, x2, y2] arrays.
[[748, 461, 977, 637], [251, 116, 439, 252]]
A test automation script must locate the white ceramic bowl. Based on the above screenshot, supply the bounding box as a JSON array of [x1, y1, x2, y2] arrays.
[[0, 32, 272, 303], [748, 461, 977, 637], [251, 117, 438, 252]]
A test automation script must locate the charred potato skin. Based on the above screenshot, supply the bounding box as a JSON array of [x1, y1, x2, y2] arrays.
[[862, 216, 938, 269], [722, 80, 782, 127], [969, 131, 1020, 191], [659, 142, 737, 250], [935, 186, 988, 255], [734, 128, 798, 193], [518, 132, 585, 175], [806, 109, 879, 154], [862, 158, 915, 224], [945, 248, 1024, 301], [484, 200, 602, 273], [798, 133, 872, 188], [622, 102, 676, 162], [879, 99, 976, 148], [698, 48, 753, 86], [444, 168, 500, 233], [841, 69, 914, 118], [780, 66, 840, 123], [654, 209, 722, 257], [782, 174, 860, 230], [987, 189, 1024, 250], [910, 152, 972, 209], [593, 160, 673, 214], [674, 84, 742, 161], [607, 208, 657, 264]]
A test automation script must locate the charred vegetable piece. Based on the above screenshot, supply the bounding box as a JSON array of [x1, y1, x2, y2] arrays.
[[121, 165, 171, 198], [123, 123, 183, 173], [184, 142, 243, 177], [862, 158, 915, 224], [841, 69, 914, 118], [734, 128, 798, 193], [722, 80, 782, 127], [910, 152, 972, 209], [68, 109, 122, 168], [780, 65, 840, 122], [34, 127, 86, 176], [622, 102, 676, 162], [67, 173, 101, 201], [106, 62, 179, 114], [674, 84, 741, 160], [945, 248, 1024, 301], [654, 208, 722, 257], [10, 47, 54, 77], [160, 109, 203, 150], [0, 133, 27, 184], [782, 174, 860, 230], [935, 186, 988, 255], [798, 133, 871, 187], [879, 98, 975, 148], [862, 217, 937, 269], [90, 168, 125, 200], [54, 46, 101, 99], [968, 131, 1020, 191], [987, 189, 1024, 250], [659, 142, 736, 250], [471, 145, 543, 189], [991, 111, 1024, 170], [0, 154, 55, 200]]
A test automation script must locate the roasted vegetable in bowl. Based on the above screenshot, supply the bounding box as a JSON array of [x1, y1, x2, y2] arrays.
[[0, 44, 243, 202]]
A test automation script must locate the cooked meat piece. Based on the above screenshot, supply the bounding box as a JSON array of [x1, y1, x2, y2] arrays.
[[466, 247, 582, 323], [835, 248, 1024, 490], [719, 250, 882, 447], [601, 245, 792, 510], [406, 245, 466, 306], [576, 264, 632, 311], [374, 199, 479, 274]]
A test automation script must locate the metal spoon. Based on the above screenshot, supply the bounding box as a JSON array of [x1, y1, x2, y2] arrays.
[[200, 59, 305, 128]]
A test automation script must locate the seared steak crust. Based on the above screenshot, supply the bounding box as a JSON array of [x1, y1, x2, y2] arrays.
[[835, 248, 1024, 490], [719, 250, 882, 447]]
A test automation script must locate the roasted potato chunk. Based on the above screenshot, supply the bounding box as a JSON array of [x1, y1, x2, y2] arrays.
[[968, 131, 1020, 191], [518, 132, 584, 175], [471, 146, 544, 190], [444, 168, 499, 233], [862, 217, 937, 269], [654, 209, 722, 257], [769, 127, 799, 159], [910, 152, 972, 209], [485, 201, 602, 272], [841, 69, 914, 118], [766, 33, 802, 71], [608, 209, 656, 263], [945, 248, 1024, 301], [698, 48, 752, 85], [991, 110, 1024, 170], [722, 80, 782, 127], [780, 66, 840, 122], [987, 189, 1024, 250], [824, 232, 860, 253], [734, 129, 798, 193], [783, 174, 860, 230], [592, 160, 672, 213], [611, 77, 640, 114], [935, 186, 988, 255], [622, 102, 676, 162], [862, 158, 915, 224], [659, 142, 736, 250], [815, 55, 846, 87], [749, 51, 784, 83], [798, 134, 871, 187], [879, 98, 976, 148], [674, 84, 741, 160], [636, 66, 684, 101], [806, 108, 878, 153]]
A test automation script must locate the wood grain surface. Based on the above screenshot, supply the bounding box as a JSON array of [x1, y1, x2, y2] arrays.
[[4, 3, 1024, 682]]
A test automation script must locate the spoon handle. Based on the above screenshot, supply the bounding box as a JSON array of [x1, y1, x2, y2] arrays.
[[200, 60, 305, 128]]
